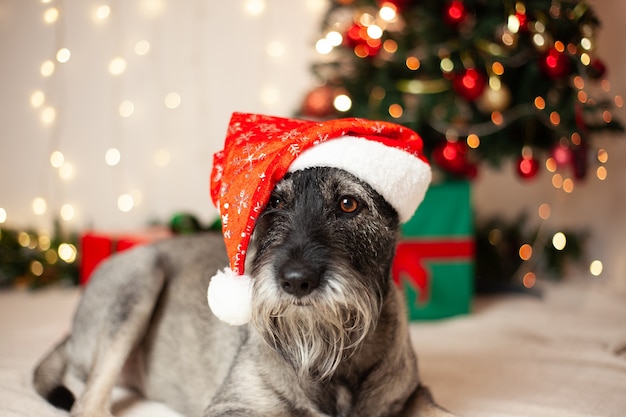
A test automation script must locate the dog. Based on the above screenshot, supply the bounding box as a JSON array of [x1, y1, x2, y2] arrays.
[[34, 167, 454, 417]]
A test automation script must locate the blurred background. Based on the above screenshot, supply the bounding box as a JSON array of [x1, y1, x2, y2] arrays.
[[1, 0, 624, 291]]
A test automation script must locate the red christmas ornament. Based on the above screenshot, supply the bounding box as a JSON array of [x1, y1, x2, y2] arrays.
[[444, 1, 468, 26], [432, 141, 477, 178], [345, 23, 367, 48], [300, 86, 336, 119], [516, 155, 540, 180], [540, 47, 571, 79], [344, 23, 381, 57], [453, 68, 487, 101]]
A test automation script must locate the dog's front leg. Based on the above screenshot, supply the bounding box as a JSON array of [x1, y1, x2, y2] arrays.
[[204, 338, 330, 417], [69, 247, 167, 417], [70, 333, 142, 417]]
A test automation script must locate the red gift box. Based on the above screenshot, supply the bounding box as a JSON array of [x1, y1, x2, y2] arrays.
[[80, 228, 172, 285]]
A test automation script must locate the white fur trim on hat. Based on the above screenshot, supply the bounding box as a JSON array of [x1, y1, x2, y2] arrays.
[[288, 136, 431, 223], [207, 268, 253, 326]]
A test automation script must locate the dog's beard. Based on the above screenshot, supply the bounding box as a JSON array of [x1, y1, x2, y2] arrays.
[[251, 262, 382, 382]]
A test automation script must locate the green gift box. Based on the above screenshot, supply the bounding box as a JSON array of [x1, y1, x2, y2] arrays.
[[392, 181, 474, 320]]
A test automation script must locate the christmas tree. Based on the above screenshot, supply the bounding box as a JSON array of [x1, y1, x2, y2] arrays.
[[299, 0, 623, 289], [301, 0, 622, 180], [0, 220, 79, 289]]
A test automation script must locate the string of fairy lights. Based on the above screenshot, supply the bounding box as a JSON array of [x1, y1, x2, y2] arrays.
[[22, 0, 324, 223]]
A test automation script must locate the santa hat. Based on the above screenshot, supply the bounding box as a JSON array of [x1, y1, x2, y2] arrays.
[[208, 112, 431, 325]]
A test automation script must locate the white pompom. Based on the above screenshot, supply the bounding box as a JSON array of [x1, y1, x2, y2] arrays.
[[207, 268, 253, 326]]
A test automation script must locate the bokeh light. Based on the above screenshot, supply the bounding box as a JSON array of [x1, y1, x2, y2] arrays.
[[552, 232, 566, 250], [589, 260, 603, 276]]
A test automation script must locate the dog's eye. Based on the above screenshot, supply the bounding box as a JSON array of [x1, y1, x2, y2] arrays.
[[268, 195, 285, 210], [339, 196, 360, 214]]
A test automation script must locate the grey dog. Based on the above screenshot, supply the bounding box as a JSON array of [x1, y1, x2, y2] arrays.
[[34, 167, 454, 417]]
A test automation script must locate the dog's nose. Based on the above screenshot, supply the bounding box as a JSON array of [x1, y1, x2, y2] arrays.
[[278, 264, 320, 298]]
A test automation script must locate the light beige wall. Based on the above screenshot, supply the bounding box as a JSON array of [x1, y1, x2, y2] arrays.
[[0, 0, 325, 231]]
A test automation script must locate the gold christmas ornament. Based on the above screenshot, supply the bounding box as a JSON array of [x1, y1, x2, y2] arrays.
[[477, 83, 512, 112]]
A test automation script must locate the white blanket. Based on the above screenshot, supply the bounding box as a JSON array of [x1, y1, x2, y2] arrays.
[[1, 278, 625, 416]]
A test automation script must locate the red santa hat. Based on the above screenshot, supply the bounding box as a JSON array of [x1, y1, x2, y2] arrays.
[[208, 112, 431, 325]]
